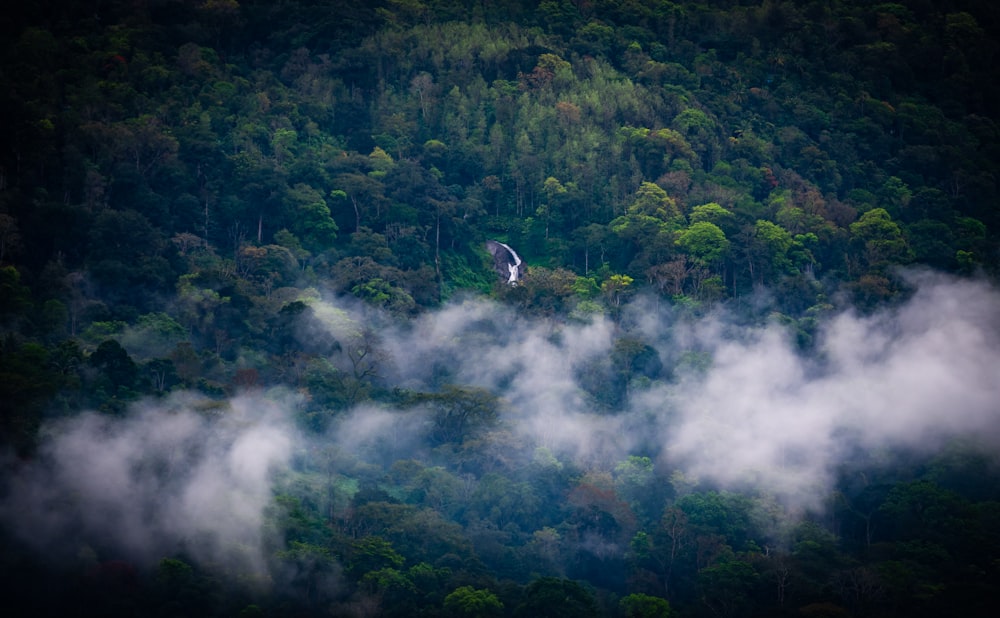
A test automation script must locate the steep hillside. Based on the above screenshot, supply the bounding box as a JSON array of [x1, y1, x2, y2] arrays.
[[2, 2, 1000, 617]]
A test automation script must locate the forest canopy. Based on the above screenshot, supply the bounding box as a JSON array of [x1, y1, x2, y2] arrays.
[[1, 1, 999, 617]]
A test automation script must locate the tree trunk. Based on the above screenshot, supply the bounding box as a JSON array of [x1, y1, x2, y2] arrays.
[[435, 211, 442, 301]]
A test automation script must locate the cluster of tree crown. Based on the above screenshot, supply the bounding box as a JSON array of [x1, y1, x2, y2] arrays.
[[1, 1, 999, 617]]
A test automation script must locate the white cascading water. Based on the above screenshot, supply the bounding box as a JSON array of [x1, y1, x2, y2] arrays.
[[496, 241, 522, 283]]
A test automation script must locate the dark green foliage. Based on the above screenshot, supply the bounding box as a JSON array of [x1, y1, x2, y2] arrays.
[[620, 593, 672, 618], [0, 338, 64, 452], [515, 576, 600, 618], [1, 1, 1000, 616], [443, 584, 503, 617], [5, 0, 997, 315], [402, 384, 503, 446], [89, 339, 138, 393]]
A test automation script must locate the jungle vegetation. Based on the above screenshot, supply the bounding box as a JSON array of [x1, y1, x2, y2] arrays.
[[2, 1, 999, 617]]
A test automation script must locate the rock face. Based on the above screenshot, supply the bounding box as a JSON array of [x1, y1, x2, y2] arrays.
[[485, 240, 526, 284]]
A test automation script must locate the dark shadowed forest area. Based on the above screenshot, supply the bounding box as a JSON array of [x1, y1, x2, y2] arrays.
[[2, 1, 1000, 616]]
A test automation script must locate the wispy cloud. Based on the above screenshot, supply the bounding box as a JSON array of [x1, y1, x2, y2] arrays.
[[1, 392, 295, 576], [4, 270, 999, 577], [655, 271, 1000, 509]]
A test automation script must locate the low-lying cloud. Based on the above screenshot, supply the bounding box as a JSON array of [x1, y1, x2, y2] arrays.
[[3, 270, 999, 577], [655, 270, 1000, 509], [1, 392, 295, 576], [328, 270, 1000, 509]]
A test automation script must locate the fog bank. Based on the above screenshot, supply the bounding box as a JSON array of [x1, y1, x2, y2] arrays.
[[3, 270, 999, 575], [0, 393, 295, 576]]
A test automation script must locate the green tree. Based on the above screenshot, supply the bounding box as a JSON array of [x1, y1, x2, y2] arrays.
[[348, 536, 405, 577], [538, 176, 568, 239], [504, 267, 578, 317], [620, 593, 673, 618], [676, 491, 758, 552], [629, 182, 681, 221], [672, 107, 719, 168], [741, 220, 796, 286], [676, 221, 730, 267], [87, 208, 174, 310], [469, 472, 540, 529], [145, 357, 178, 393], [697, 559, 758, 618], [276, 541, 341, 606], [271, 127, 298, 166], [412, 385, 502, 445], [611, 183, 683, 274], [573, 223, 613, 275], [89, 339, 138, 391], [614, 455, 663, 521], [333, 172, 391, 233], [0, 266, 32, 325], [362, 567, 419, 614], [629, 507, 695, 601], [444, 586, 503, 618], [0, 340, 62, 452], [688, 202, 736, 234], [119, 312, 188, 360], [849, 207, 912, 271], [515, 577, 599, 618], [284, 183, 339, 251], [611, 337, 661, 405], [601, 273, 634, 307], [878, 480, 965, 542]]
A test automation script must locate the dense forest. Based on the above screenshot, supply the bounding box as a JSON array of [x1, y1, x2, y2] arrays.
[[2, 0, 1000, 616]]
